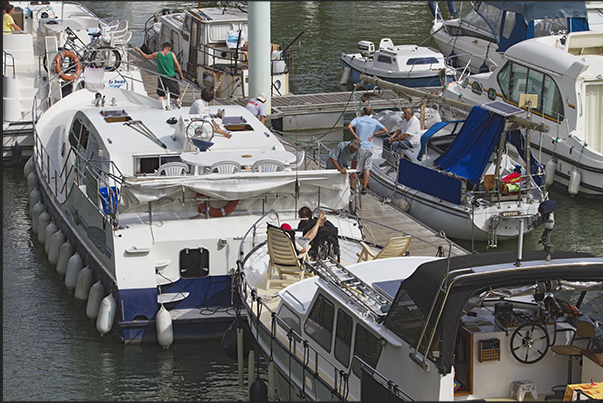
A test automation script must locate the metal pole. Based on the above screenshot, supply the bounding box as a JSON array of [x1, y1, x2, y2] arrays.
[[516, 219, 524, 266], [248, 2, 271, 110], [237, 327, 244, 387]]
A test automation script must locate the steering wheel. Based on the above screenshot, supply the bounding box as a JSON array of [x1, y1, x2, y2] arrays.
[[510, 322, 550, 364]]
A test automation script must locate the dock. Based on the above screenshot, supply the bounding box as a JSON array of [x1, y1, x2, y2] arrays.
[[356, 189, 468, 257]]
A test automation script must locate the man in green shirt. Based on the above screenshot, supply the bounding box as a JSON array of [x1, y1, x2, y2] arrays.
[[135, 42, 183, 107]]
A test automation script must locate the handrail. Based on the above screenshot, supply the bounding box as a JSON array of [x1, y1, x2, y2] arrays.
[[3, 50, 16, 77]]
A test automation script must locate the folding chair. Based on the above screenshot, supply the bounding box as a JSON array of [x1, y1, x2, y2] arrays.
[[357, 235, 411, 263]]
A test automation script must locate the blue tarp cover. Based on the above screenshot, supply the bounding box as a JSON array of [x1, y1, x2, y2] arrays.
[[417, 120, 463, 161], [398, 159, 463, 205], [433, 106, 506, 187]]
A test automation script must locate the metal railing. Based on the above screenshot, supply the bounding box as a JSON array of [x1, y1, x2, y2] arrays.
[[236, 209, 421, 401]]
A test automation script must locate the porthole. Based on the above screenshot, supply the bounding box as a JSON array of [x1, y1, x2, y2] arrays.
[[487, 88, 496, 101]]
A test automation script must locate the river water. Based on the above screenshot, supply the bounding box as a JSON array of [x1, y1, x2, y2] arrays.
[[3, 2, 603, 401]]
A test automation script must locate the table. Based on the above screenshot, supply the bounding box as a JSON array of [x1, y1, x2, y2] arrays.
[[564, 382, 603, 401], [180, 149, 296, 173]]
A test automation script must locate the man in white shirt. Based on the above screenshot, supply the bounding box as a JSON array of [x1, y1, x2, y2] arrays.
[[245, 92, 267, 124], [189, 87, 214, 116], [189, 87, 232, 139], [388, 107, 421, 153]]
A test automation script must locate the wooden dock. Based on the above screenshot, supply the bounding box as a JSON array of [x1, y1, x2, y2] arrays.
[[356, 189, 468, 257]]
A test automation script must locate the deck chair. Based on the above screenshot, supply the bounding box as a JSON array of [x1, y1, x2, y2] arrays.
[[208, 160, 241, 174], [357, 235, 411, 263], [265, 225, 308, 289], [156, 161, 189, 176], [113, 31, 132, 47], [252, 159, 285, 172]]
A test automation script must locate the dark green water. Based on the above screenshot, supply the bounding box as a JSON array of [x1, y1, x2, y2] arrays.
[[4, 2, 602, 401]]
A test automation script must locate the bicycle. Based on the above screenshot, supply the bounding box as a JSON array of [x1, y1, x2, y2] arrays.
[[45, 25, 122, 78]]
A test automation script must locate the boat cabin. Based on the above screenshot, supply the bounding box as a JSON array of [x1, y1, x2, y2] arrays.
[[143, 6, 290, 98]]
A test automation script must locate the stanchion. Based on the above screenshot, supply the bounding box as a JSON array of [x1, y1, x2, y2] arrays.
[[238, 327, 244, 387]]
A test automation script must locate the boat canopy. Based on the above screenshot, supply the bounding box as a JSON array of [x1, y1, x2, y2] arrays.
[[469, 2, 589, 52], [433, 106, 505, 186], [384, 250, 603, 374]]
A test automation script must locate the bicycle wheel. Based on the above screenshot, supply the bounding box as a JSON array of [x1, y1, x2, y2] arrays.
[[87, 46, 121, 72]]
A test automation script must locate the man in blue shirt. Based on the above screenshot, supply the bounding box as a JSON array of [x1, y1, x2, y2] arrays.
[[326, 139, 361, 191], [348, 107, 387, 194]]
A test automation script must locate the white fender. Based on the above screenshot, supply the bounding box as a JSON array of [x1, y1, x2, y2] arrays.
[[568, 168, 581, 196], [86, 280, 104, 320], [27, 172, 38, 194], [44, 221, 58, 255], [96, 294, 117, 336], [29, 188, 41, 212], [31, 201, 45, 234], [74, 266, 93, 300], [65, 252, 83, 291], [156, 305, 174, 349], [544, 159, 557, 187], [56, 241, 73, 278], [48, 229, 65, 266], [37, 211, 50, 244], [24, 156, 34, 177]]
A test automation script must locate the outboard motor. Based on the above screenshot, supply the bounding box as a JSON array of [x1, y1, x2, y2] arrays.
[[537, 199, 556, 256], [357, 41, 375, 58]]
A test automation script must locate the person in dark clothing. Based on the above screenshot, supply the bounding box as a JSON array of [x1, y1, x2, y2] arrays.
[[297, 207, 339, 261]]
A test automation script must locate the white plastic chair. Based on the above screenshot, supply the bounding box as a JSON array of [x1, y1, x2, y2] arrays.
[[252, 159, 285, 172], [113, 31, 132, 47], [156, 162, 189, 176], [208, 161, 241, 174]]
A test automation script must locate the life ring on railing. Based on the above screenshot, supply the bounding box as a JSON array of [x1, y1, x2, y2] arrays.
[[195, 193, 239, 217], [54, 50, 82, 82]]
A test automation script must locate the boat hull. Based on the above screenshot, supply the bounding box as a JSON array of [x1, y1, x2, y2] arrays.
[[341, 57, 451, 88], [31, 164, 240, 343]]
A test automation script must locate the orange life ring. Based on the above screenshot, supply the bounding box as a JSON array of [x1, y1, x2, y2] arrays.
[[195, 193, 238, 217], [54, 50, 82, 82]]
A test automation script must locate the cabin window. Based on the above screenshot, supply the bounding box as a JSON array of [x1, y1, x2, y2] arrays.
[[471, 81, 483, 95], [542, 74, 565, 122], [334, 309, 353, 367], [304, 294, 335, 352], [376, 55, 392, 64], [406, 57, 438, 66], [384, 287, 427, 348], [502, 11, 516, 39], [135, 155, 183, 176], [69, 118, 83, 148], [446, 25, 495, 43], [497, 61, 564, 121], [170, 29, 178, 53], [179, 248, 209, 278], [277, 304, 301, 335], [533, 18, 567, 37], [208, 23, 234, 43], [585, 84, 603, 154], [351, 325, 382, 377], [183, 14, 190, 32]]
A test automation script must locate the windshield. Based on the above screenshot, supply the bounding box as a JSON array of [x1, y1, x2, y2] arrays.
[[462, 3, 504, 38]]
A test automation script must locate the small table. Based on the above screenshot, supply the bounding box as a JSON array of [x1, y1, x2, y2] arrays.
[[564, 382, 603, 401], [180, 149, 296, 173]]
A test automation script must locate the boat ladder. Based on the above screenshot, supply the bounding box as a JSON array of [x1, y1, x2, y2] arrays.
[[309, 257, 392, 322]]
